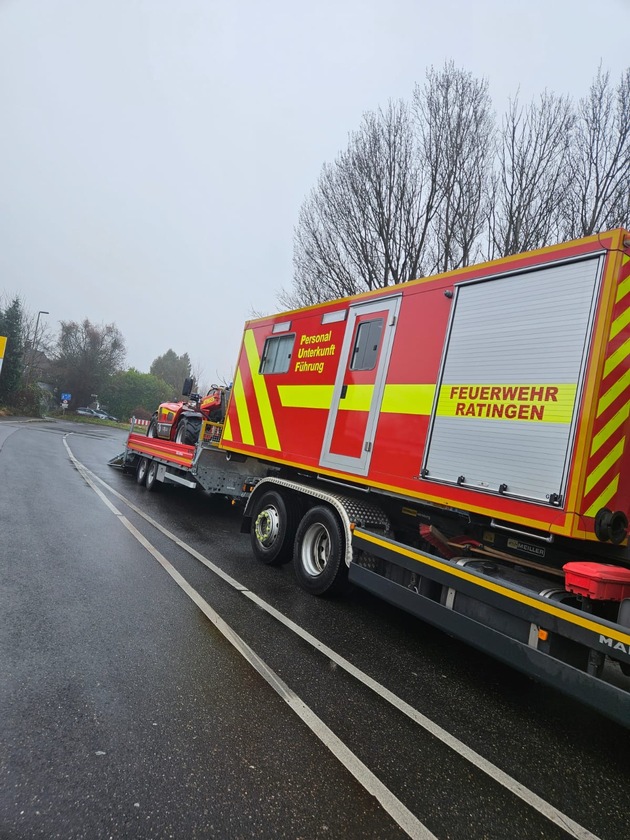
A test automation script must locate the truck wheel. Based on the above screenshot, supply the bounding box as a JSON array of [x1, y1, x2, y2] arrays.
[[145, 459, 160, 492], [250, 490, 299, 566], [136, 457, 149, 486], [147, 416, 158, 438], [175, 418, 202, 445], [293, 506, 347, 596]]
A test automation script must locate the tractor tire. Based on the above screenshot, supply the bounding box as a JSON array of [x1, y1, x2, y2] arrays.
[[175, 417, 202, 445]]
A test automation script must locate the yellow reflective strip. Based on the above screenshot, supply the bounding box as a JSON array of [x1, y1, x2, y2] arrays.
[[277, 382, 437, 415], [585, 475, 620, 518], [278, 384, 334, 409], [339, 384, 373, 411], [603, 337, 630, 379], [232, 367, 254, 446], [243, 330, 280, 451], [590, 403, 629, 455], [616, 257, 630, 303], [222, 416, 233, 442], [609, 305, 630, 341], [436, 384, 576, 423], [597, 368, 630, 417], [585, 437, 625, 495], [356, 529, 630, 646], [381, 384, 435, 415]]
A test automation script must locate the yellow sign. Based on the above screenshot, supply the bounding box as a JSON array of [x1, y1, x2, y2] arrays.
[[437, 384, 577, 423], [0, 335, 7, 376]]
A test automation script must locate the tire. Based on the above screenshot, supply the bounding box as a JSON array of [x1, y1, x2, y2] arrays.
[[145, 459, 160, 492], [136, 457, 149, 486], [147, 416, 158, 438], [250, 490, 299, 566], [175, 417, 202, 445], [293, 506, 347, 596]]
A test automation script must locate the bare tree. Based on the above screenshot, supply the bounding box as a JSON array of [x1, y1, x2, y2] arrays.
[[414, 62, 495, 273], [489, 90, 573, 257], [564, 66, 630, 238], [283, 99, 434, 308]]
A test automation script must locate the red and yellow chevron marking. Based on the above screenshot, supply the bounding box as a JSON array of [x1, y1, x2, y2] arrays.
[[582, 253, 630, 518], [222, 330, 281, 451]]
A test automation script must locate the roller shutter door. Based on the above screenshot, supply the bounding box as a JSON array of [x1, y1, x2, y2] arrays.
[[422, 256, 603, 505]]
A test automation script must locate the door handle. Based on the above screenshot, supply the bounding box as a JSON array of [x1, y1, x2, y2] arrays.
[[340, 384, 348, 399]]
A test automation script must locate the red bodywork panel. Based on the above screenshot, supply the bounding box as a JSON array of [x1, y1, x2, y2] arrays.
[[221, 231, 630, 543]]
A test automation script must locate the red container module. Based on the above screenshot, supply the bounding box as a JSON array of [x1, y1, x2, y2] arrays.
[[563, 562, 630, 601]]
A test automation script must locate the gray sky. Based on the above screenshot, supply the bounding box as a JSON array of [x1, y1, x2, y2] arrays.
[[1, 0, 629, 387]]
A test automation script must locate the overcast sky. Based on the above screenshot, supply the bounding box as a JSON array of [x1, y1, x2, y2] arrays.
[[1, 0, 629, 387]]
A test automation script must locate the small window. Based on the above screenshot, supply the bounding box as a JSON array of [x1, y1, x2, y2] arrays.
[[260, 333, 295, 374], [350, 319, 383, 371]]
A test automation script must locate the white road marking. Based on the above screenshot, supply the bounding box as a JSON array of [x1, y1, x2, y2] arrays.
[[67, 441, 603, 840], [64, 439, 436, 840]]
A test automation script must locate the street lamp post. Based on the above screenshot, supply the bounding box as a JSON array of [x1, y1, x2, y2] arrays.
[[25, 310, 49, 388]]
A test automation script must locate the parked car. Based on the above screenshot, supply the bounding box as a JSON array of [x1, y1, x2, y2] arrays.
[[75, 407, 118, 422]]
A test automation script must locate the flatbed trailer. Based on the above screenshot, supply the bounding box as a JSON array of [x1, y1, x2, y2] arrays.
[[112, 418, 267, 501]]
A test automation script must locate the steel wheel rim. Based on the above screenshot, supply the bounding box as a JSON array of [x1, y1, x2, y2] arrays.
[[254, 506, 280, 548], [301, 522, 330, 576]]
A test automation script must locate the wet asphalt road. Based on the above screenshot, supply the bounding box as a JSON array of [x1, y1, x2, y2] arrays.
[[1, 418, 630, 840]]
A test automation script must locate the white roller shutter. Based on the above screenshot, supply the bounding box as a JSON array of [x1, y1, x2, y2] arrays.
[[422, 256, 603, 505]]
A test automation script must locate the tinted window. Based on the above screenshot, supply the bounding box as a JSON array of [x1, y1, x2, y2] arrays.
[[350, 319, 383, 371], [260, 334, 295, 374]]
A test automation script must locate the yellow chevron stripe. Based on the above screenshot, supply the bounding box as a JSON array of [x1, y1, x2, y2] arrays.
[[232, 367, 254, 446], [603, 337, 630, 378], [585, 475, 620, 518], [222, 416, 233, 441], [590, 403, 630, 455], [610, 304, 630, 341], [615, 270, 630, 303], [597, 368, 630, 417], [585, 437, 625, 495], [244, 330, 280, 451]]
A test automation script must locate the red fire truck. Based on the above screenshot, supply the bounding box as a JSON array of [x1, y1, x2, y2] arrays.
[[116, 228, 630, 726]]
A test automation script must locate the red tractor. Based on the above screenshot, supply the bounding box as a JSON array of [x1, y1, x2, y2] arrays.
[[146, 378, 230, 445]]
